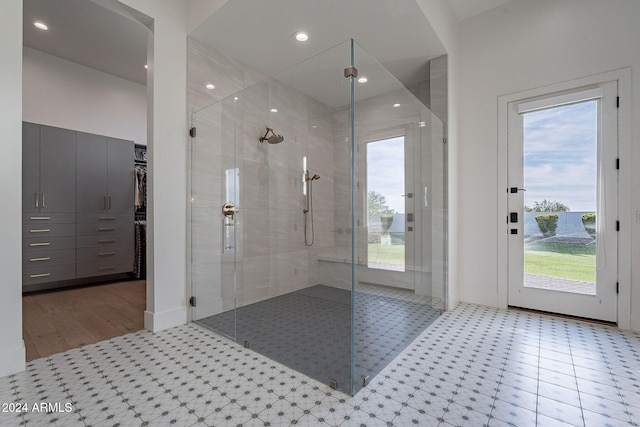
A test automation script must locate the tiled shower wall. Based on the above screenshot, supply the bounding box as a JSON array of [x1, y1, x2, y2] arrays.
[[188, 39, 341, 319]]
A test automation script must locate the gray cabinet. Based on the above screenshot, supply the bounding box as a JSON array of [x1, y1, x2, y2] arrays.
[[22, 122, 134, 290], [76, 132, 134, 279], [76, 134, 134, 215], [22, 123, 77, 287], [22, 123, 76, 213]]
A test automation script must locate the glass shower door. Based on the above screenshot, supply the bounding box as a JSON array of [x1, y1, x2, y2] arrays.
[[190, 95, 240, 340]]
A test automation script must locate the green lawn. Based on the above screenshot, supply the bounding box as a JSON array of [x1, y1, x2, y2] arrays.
[[524, 242, 596, 283], [368, 243, 404, 265]]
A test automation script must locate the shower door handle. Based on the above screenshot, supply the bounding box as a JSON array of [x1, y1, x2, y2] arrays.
[[222, 203, 236, 220]]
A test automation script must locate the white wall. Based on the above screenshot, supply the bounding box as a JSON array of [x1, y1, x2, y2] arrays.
[[416, 0, 460, 310], [117, 0, 190, 332], [457, 0, 640, 330], [23, 47, 147, 144], [0, 0, 26, 377]]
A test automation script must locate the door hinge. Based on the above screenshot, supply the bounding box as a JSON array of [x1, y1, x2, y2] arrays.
[[616, 221, 620, 231], [616, 282, 619, 294], [189, 127, 197, 138], [189, 296, 197, 307], [616, 96, 619, 108], [616, 158, 620, 170]]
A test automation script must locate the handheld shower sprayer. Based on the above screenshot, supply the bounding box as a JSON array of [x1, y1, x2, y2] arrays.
[[304, 170, 320, 246], [259, 127, 285, 144], [303, 170, 320, 213]]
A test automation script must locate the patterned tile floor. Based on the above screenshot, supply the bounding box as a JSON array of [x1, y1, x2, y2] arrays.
[[1, 303, 639, 426], [195, 284, 441, 395]]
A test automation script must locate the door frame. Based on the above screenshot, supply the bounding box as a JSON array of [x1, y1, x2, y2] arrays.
[[497, 68, 632, 329], [358, 125, 417, 290]]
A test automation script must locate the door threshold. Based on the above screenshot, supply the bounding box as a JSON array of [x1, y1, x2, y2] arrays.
[[508, 305, 616, 327]]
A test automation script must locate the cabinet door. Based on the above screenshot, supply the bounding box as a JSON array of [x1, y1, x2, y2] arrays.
[[40, 125, 76, 213], [77, 132, 108, 213], [22, 122, 41, 213], [107, 138, 134, 214]]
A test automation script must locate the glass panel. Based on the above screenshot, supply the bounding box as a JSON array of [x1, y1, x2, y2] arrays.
[[366, 136, 406, 271], [351, 40, 446, 394], [189, 95, 240, 340], [522, 101, 597, 295]]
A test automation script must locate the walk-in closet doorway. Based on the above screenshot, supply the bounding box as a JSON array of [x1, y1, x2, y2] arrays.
[[21, 0, 150, 361]]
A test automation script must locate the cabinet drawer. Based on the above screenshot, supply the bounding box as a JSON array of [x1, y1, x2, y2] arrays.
[[22, 213, 76, 224], [77, 233, 133, 248], [76, 245, 134, 264], [77, 258, 132, 279], [23, 248, 75, 268], [23, 236, 76, 252], [23, 263, 76, 286], [76, 222, 133, 236], [76, 213, 133, 224], [22, 223, 76, 238]]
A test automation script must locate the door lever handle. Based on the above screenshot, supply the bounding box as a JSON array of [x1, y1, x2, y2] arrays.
[[509, 187, 527, 193]]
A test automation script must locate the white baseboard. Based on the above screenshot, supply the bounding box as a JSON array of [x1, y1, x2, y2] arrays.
[[144, 305, 187, 333], [0, 342, 26, 378]]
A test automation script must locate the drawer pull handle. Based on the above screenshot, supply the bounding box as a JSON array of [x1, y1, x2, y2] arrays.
[[30, 257, 51, 262], [30, 229, 50, 233], [98, 227, 115, 231], [99, 239, 116, 243], [99, 266, 116, 270], [99, 252, 116, 256], [30, 242, 50, 247], [29, 216, 51, 220], [30, 273, 51, 278], [99, 216, 116, 221]]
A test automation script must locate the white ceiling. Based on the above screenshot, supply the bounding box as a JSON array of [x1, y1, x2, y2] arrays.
[[23, 0, 148, 85], [448, 0, 512, 22], [190, 0, 446, 87], [22, 0, 510, 88]]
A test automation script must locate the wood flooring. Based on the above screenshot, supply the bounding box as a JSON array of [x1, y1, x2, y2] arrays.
[[22, 280, 146, 362]]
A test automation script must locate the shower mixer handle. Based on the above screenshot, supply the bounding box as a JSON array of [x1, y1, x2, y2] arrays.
[[222, 202, 236, 220]]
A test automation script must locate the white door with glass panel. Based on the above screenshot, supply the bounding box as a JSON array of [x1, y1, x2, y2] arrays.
[[360, 129, 416, 289], [507, 83, 618, 322]]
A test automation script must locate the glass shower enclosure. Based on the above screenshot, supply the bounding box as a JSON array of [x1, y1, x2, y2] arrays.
[[189, 39, 446, 396]]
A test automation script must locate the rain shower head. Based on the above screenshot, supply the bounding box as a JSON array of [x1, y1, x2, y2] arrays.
[[259, 127, 285, 144]]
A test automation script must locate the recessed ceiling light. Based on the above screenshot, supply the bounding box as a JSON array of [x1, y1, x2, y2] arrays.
[[34, 21, 48, 30], [206, 83, 215, 90], [393, 103, 401, 108], [357, 77, 368, 84], [294, 31, 309, 42], [144, 64, 148, 69], [270, 108, 278, 113]]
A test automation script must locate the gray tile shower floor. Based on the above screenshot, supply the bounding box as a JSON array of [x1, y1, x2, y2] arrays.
[[1, 303, 639, 426], [194, 284, 442, 395]]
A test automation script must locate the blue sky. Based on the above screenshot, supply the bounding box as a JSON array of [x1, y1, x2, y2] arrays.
[[367, 136, 405, 213], [523, 101, 597, 212]]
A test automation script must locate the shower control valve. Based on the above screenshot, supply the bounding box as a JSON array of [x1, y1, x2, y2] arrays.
[[222, 203, 236, 220]]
